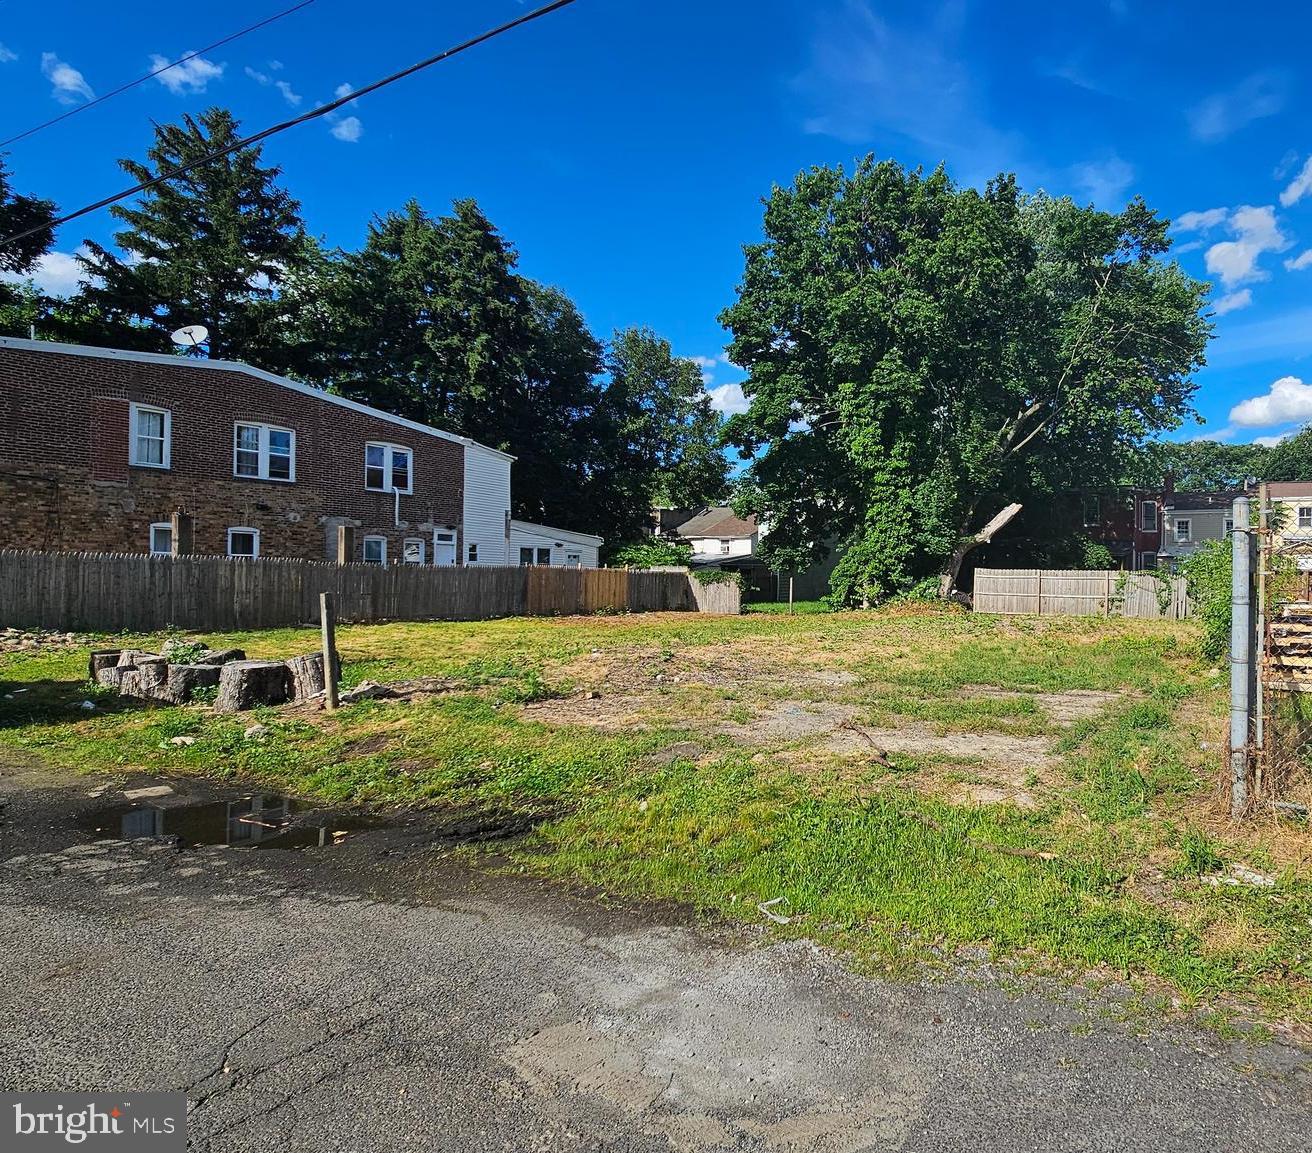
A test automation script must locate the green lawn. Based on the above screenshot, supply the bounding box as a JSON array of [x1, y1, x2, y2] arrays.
[[2, 607, 1309, 1028]]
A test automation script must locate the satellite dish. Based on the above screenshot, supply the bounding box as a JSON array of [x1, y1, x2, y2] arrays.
[[170, 324, 209, 354]]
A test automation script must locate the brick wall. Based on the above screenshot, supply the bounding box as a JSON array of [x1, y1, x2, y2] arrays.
[[0, 344, 467, 561]]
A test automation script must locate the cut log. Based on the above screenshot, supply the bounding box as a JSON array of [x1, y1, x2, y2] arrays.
[[116, 649, 157, 668], [167, 663, 222, 704], [285, 652, 339, 704], [134, 657, 170, 700], [96, 665, 131, 689], [88, 650, 122, 680], [214, 660, 293, 713], [195, 648, 247, 666]]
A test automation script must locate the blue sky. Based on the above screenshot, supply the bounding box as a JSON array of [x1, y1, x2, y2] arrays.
[[3, 0, 1312, 445]]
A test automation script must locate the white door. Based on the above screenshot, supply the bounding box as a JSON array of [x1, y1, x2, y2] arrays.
[[432, 530, 457, 566]]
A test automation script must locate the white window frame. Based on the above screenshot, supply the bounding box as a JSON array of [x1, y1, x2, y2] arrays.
[[719, 538, 731, 554], [233, 422, 296, 482], [565, 551, 582, 568], [129, 403, 171, 469], [1224, 517, 1234, 536], [362, 535, 388, 565], [148, 522, 173, 556], [227, 527, 260, 559], [536, 547, 552, 566], [1174, 518, 1192, 543], [402, 537, 425, 565], [1140, 500, 1158, 532], [1299, 506, 1312, 530], [364, 442, 414, 494]]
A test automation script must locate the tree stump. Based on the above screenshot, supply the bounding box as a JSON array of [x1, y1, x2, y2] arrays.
[[96, 665, 132, 689], [286, 653, 332, 704], [88, 650, 122, 680], [214, 660, 293, 712], [167, 663, 222, 704], [195, 648, 247, 666], [116, 649, 157, 668], [134, 658, 171, 700]]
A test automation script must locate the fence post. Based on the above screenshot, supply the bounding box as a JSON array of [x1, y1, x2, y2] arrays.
[[1255, 484, 1268, 758], [320, 592, 339, 711], [789, 575, 795, 615], [1230, 496, 1253, 817], [170, 511, 194, 557]]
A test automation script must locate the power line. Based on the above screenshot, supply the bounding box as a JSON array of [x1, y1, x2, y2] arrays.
[[0, 0, 580, 251], [0, 0, 319, 150]]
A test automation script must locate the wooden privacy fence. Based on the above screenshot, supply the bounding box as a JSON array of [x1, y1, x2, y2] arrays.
[[0, 551, 740, 632], [973, 568, 1190, 619]]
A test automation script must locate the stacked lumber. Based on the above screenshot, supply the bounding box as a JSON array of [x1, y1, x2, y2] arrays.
[[1264, 604, 1312, 692]]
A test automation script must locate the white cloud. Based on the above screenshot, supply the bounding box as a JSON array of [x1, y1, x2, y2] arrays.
[[275, 80, 301, 106], [150, 52, 224, 95], [1230, 375, 1312, 427], [688, 355, 720, 385], [1204, 205, 1289, 288], [705, 383, 749, 417], [1213, 289, 1253, 315], [245, 66, 299, 106], [1188, 72, 1288, 142], [0, 43, 16, 64], [1068, 155, 1134, 206], [1254, 432, 1290, 448], [1285, 250, 1312, 272], [330, 115, 363, 143], [1191, 427, 1235, 443], [0, 248, 90, 297], [1174, 207, 1228, 233], [1280, 156, 1312, 208], [41, 53, 93, 105], [334, 81, 356, 102]]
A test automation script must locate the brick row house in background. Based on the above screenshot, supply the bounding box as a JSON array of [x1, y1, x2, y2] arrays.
[[0, 338, 601, 567]]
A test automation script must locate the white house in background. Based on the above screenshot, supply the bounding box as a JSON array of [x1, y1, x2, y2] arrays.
[[1158, 490, 1243, 565], [676, 506, 760, 562], [510, 520, 603, 568]]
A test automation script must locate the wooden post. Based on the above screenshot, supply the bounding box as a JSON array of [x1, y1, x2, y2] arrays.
[[1035, 570, 1043, 616], [1104, 569, 1112, 617], [789, 575, 795, 615], [336, 524, 356, 566], [170, 511, 194, 557], [320, 592, 339, 711]]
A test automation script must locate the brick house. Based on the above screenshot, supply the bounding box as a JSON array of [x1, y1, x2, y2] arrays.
[[0, 338, 598, 566]]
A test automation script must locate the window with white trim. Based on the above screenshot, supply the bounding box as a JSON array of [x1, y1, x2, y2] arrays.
[[519, 547, 534, 566], [537, 547, 552, 565], [148, 522, 173, 556], [719, 539, 731, 554], [365, 443, 412, 493], [1299, 506, 1312, 529], [467, 543, 479, 563], [1224, 517, 1235, 536], [565, 551, 581, 568], [234, 422, 295, 481], [129, 403, 171, 469], [402, 538, 425, 565], [1174, 518, 1191, 543], [227, 527, 259, 558], [363, 535, 387, 565], [1140, 500, 1158, 531]]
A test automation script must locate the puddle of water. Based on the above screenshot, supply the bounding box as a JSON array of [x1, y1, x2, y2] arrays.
[[76, 793, 373, 851]]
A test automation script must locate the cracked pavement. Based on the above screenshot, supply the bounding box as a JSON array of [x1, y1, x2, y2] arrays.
[[1, 764, 1310, 1151]]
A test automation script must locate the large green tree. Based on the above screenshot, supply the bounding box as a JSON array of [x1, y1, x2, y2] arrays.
[[70, 108, 307, 358], [720, 159, 1211, 602], [1128, 439, 1268, 490], [0, 160, 57, 337]]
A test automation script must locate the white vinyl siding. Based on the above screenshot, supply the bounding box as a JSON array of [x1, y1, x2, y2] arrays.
[[462, 443, 512, 566], [129, 403, 171, 469], [234, 422, 295, 482], [365, 442, 412, 493], [509, 521, 601, 569]]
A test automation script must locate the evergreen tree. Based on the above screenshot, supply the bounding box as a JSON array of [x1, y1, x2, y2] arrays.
[[0, 160, 57, 337], [71, 108, 307, 358]]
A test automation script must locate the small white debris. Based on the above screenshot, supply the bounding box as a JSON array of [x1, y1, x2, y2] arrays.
[[757, 896, 793, 925], [1202, 863, 1276, 889], [79, 700, 96, 710], [2, 695, 11, 701], [638, 799, 649, 813], [169, 736, 197, 747], [123, 785, 174, 801], [243, 724, 269, 740]]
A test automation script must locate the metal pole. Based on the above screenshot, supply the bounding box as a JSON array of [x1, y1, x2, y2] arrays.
[[1255, 484, 1268, 759], [320, 592, 339, 711], [1230, 496, 1252, 817]]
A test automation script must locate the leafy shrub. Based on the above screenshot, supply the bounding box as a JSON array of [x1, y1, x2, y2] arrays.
[[692, 568, 743, 588], [1179, 540, 1231, 661], [612, 540, 693, 569]]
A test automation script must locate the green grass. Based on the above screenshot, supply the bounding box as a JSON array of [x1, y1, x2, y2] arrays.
[[743, 599, 833, 615], [2, 608, 1310, 1025]]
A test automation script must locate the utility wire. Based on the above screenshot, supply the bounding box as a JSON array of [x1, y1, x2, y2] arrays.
[[0, 0, 579, 250], [0, 0, 319, 150]]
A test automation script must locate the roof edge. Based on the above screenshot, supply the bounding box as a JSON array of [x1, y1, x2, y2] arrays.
[[510, 519, 604, 545], [0, 336, 517, 463]]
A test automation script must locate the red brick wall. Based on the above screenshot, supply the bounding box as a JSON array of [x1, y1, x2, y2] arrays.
[[0, 345, 466, 561]]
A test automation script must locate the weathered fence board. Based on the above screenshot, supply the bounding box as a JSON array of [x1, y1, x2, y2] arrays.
[[973, 568, 1189, 619], [0, 552, 738, 632]]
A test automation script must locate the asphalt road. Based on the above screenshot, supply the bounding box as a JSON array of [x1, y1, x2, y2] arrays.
[[1, 762, 1309, 1152]]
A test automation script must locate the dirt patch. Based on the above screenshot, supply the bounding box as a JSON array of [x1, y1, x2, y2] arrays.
[[341, 731, 395, 756], [960, 686, 1125, 726], [523, 693, 654, 730], [824, 725, 1058, 770], [721, 701, 859, 742]]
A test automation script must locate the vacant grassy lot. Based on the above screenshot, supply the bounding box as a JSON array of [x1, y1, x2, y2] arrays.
[[3, 607, 1310, 1028]]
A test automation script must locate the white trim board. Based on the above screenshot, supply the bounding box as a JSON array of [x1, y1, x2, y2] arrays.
[[510, 519, 604, 546], [0, 336, 516, 463]]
